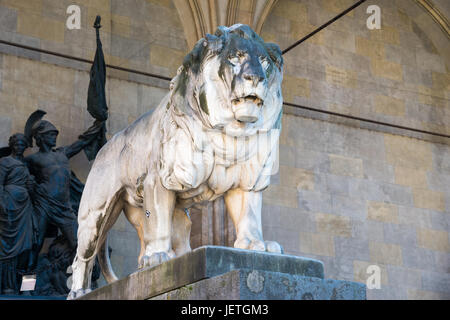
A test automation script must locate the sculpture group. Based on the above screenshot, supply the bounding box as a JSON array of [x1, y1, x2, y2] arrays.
[[0, 23, 284, 298], [69, 24, 284, 298], [0, 16, 107, 296], [0, 114, 104, 295]]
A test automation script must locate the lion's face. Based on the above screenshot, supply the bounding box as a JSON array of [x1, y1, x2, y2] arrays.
[[170, 24, 283, 137]]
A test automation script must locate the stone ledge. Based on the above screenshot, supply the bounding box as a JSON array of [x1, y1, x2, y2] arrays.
[[151, 269, 366, 300], [79, 246, 325, 300]]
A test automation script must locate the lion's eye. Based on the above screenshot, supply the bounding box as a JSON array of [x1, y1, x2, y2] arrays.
[[228, 51, 246, 65], [228, 55, 240, 65], [260, 58, 269, 70]]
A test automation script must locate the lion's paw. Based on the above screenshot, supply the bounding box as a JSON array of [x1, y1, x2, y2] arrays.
[[138, 251, 173, 269], [67, 288, 92, 300], [265, 240, 284, 254], [234, 238, 284, 254], [234, 238, 266, 251]]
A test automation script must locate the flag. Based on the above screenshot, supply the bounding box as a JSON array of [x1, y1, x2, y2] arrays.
[[84, 15, 108, 161], [87, 15, 108, 122]]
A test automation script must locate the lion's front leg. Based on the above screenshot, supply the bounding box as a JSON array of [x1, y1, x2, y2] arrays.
[[224, 189, 283, 253], [139, 176, 176, 268]]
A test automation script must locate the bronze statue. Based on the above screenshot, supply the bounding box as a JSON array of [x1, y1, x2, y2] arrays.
[[0, 15, 108, 296], [0, 133, 35, 294], [24, 111, 104, 267]]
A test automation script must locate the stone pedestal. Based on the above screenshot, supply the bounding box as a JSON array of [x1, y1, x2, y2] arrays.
[[78, 246, 366, 300]]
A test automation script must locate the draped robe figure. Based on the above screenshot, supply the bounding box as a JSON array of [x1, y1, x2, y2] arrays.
[[0, 134, 35, 294]]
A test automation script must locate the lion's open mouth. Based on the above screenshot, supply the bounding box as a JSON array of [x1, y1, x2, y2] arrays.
[[232, 95, 263, 107], [231, 94, 263, 123]]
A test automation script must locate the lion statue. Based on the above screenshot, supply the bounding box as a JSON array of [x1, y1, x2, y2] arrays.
[[68, 24, 284, 299]]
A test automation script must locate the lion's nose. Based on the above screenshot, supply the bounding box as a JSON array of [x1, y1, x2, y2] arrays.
[[243, 73, 264, 82], [242, 61, 265, 86], [243, 72, 264, 87]]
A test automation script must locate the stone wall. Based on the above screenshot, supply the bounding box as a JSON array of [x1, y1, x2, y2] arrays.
[[0, 0, 187, 171], [261, 0, 449, 138], [259, 0, 450, 299], [0, 0, 181, 285], [0, 0, 187, 75], [262, 114, 449, 299]]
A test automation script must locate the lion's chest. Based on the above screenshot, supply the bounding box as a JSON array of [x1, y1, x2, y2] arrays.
[[160, 123, 278, 206], [174, 134, 275, 205], [176, 159, 269, 206]]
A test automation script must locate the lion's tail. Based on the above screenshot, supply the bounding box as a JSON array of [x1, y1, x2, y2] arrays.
[[98, 235, 119, 283]]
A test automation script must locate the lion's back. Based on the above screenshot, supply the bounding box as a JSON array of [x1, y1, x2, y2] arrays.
[[83, 94, 170, 197]]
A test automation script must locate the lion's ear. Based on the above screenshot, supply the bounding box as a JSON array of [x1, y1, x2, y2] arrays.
[[264, 42, 283, 70], [214, 26, 229, 39], [170, 68, 191, 115], [204, 33, 223, 54], [183, 34, 223, 75], [182, 37, 210, 75]]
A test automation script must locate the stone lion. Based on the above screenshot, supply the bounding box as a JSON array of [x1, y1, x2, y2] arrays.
[[69, 24, 284, 298]]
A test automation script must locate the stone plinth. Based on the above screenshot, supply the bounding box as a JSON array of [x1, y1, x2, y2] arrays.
[[78, 246, 366, 300]]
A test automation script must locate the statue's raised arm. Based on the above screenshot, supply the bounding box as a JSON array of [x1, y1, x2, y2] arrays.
[[61, 120, 106, 160]]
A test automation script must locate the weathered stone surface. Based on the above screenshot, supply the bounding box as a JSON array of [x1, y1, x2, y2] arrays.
[[151, 269, 366, 300], [369, 242, 403, 266], [368, 201, 399, 223], [78, 246, 325, 300], [0, 116, 11, 146], [299, 232, 335, 257], [417, 228, 450, 252]]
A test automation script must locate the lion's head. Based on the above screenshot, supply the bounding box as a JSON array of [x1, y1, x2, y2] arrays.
[[169, 24, 283, 137]]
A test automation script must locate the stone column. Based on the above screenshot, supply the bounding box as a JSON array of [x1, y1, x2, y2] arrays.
[[190, 198, 236, 249]]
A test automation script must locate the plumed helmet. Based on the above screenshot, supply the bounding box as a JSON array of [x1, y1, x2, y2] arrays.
[[32, 120, 59, 136], [24, 110, 59, 147]]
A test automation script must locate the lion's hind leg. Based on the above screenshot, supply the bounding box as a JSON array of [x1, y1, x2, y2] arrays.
[[68, 194, 124, 299], [122, 203, 147, 269], [68, 254, 96, 299]]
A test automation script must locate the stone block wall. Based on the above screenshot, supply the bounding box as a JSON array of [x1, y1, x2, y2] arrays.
[[0, 0, 187, 77], [262, 114, 449, 299], [261, 0, 449, 138], [259, 0, 449, 299]]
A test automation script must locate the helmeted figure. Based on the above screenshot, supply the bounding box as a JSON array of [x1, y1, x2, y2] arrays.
[[24, 110, 104, 267]]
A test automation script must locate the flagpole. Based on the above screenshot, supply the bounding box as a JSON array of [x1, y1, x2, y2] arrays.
[[82, 15, 108, 161], [94, 15, 101, 40]]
